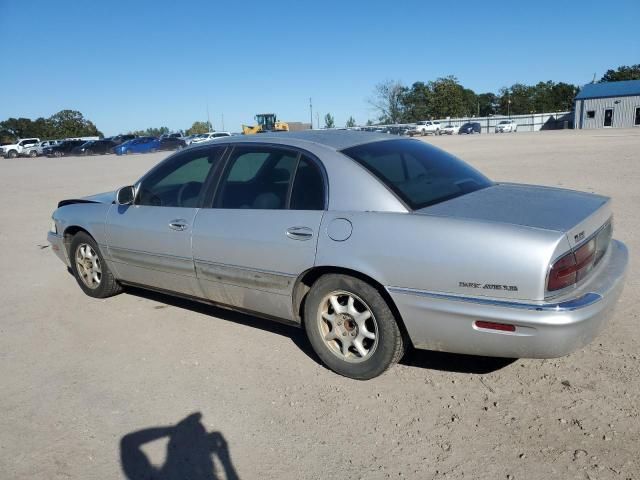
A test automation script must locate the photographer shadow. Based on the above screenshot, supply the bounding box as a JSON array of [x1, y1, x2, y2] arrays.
[[120, 412, 239, 480]]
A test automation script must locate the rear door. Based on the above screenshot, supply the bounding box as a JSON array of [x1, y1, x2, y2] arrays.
[[192, 144, 327, 321], [105, 146, 225, 297]]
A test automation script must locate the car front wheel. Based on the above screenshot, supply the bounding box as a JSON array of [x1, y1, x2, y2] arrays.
[[304, 274, 406, 379], [70, 232, 122, 298]]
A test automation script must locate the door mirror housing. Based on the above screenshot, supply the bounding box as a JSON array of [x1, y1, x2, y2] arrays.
[[116, 185, 135, 205]]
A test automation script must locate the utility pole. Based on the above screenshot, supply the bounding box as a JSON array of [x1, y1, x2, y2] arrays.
[[309, 97, 313, 130], [206, 102, 211, 131], [316, 112, 320, 129]]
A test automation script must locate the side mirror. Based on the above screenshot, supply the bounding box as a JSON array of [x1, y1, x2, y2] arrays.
[[116, 185, 135, 205]]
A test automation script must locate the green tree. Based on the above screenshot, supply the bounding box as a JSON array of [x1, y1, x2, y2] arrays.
[[186, 121, 212, 136], [428, 76, 470, 118], [129, 126, 170, 137], [368, 80, 406, 123], [476, 93, 498, 117], [345, 116, 356, 128], [48, 110, 102, 138], [324, 113, 335, 129], [400, 82, 432, 122], [600, 65, 640, 82], [365, 119, 374, 126]]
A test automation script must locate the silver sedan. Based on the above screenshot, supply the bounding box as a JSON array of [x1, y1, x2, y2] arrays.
[[48, 131, 628, 379]]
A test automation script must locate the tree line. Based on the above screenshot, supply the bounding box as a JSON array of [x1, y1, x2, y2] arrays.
[[0, 110, 102, 144], [367, 64, 640, 125]]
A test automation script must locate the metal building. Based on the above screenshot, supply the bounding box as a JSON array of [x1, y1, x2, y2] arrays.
[[575, 79, 640, 129]]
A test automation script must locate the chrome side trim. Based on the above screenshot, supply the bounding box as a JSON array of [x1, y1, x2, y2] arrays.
[[387, 287, 602, 312], [109, 246, 195, 276], [195, 259, 296, 293]]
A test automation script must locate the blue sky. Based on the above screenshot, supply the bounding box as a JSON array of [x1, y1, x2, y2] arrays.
[[1, 0, 638, 135]]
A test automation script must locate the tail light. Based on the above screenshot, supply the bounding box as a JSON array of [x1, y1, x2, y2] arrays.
[[547, 222, 612, 292]]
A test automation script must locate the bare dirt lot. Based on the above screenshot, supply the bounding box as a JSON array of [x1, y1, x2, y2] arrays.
[[1, 129, 638, 480]]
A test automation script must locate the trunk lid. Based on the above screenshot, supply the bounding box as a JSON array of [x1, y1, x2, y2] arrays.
[[417, 183, 611, 247]]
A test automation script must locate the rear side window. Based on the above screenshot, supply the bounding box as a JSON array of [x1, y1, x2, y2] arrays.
[[342, 139, 492, 210], [290, 157, 325, 210]]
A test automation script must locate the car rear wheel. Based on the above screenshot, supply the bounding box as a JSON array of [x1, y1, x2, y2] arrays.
[[304, 274, 406, 379], [29, 150, 37, 157], [70, 232, 122, 298]]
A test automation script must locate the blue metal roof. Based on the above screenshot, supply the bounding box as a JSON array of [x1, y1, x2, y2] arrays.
[[575, 79, 640, 100]]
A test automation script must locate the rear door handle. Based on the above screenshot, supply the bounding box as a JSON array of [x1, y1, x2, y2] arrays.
[[168, 219, 188, 231], [286, 226, 313, 241]]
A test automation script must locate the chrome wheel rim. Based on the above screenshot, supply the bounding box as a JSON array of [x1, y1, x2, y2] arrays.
[[75, 243, 102, 289], [318, 291, 378, 363]]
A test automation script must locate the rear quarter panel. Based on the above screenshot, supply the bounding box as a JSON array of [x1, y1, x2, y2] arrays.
[[315, 211, 568, 301]]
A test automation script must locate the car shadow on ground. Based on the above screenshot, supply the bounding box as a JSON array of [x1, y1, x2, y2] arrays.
[[120, 412, 239, 480], [125, 287, 515, 375]]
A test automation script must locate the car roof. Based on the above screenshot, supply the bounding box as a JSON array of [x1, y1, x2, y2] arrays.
[[209, 130, 395, 151]]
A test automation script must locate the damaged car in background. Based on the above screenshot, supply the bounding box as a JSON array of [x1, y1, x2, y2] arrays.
[[47, 131, 628, 379]]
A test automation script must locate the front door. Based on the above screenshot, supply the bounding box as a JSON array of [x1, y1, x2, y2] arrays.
[[603, 108, 614, 127], [192, 145, 327, 321], [106, 146, 225, 297]]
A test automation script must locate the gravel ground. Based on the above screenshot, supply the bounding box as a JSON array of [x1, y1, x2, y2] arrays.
[[0, 129, 638, 480]]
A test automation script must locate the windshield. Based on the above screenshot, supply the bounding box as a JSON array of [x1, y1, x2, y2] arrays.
[[341, 139, 492, 210]]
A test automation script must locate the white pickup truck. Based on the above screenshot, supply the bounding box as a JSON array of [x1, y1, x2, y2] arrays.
[[1, 138, 40, 158], [414, 121, 441, 135]]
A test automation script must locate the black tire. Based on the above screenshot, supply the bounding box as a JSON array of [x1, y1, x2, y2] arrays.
[[304, 274, 406, 380], [29, 150, 38, 158], [8, 150, 17, 158], [69, 231, 122, 298]]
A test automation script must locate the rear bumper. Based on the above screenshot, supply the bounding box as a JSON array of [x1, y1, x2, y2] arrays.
[[48, 232, 70, 267], [388, 240, 628, 358]]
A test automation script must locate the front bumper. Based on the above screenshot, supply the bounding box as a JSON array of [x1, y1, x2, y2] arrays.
[[388, 240, 628, 358], [48, 232, 70, 267]]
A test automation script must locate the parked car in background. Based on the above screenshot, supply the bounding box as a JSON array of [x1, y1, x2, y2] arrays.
[[441, 124, 459, 135], [158, 136, 186, 151], [495, 120, 518, 133], [458, 122, 482, 134], [190, 132, 233, 144], [184, 134, 200, 145], [21, 140, 61, 158], [108, 134, 137, 146], [161, 133, 184, 140], [44, 140, 87, 157], [1, 138, 40, 158], [47, 131, 628, 379], [113, 137, 158, 155], [415, 121, 441, 135], [71, 140, 117, 156]]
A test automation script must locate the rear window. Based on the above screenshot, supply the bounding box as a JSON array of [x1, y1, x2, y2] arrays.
[[341, 139, 492, 210]]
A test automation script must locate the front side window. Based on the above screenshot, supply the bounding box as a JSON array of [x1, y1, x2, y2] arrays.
[[215, 147, 298, 209], [137, 147, 223, 207], [342, 139, 492, 210], [586, 110, 595, 119]]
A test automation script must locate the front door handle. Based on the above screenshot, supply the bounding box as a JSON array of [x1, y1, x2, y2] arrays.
[[168, 219, 188, 231], [286, 226, 313, 241]]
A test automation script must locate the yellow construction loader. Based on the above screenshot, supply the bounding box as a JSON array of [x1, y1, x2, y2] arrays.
[[242, 113, 289, 135]]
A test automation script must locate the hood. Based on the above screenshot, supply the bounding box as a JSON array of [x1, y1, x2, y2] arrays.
[[418, 183, 611, 248], [57, 190, 115, 208]]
